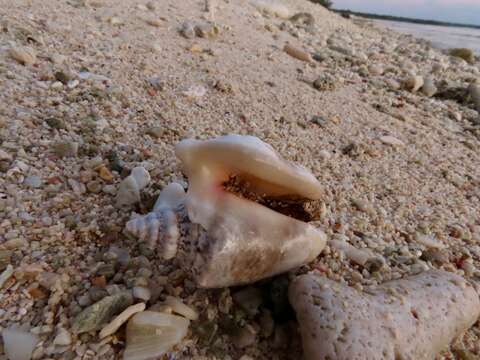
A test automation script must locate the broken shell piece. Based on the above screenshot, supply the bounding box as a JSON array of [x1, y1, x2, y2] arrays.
[[123, 311, 190, 360], [116, 167, 151, 208], [162, 296, 199, 320], [126, 183, 185, 259], [284, 44, 312, 63], [9, 46, 37, 65], [175, 135, 326, 287], [2, 327, 39, 360], [289, 270, 480, 360], [99, 302, 146, 339]]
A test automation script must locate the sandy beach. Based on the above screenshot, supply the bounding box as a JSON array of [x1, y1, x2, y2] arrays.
[[1, 0, 480, 359]]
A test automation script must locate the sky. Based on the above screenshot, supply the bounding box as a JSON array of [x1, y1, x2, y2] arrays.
[[332, 0, 480, 26]]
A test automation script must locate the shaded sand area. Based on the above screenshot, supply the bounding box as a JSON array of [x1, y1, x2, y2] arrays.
[[1, 0, 480, 359]]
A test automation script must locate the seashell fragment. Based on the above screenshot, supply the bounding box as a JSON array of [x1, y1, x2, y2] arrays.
[[9, 46, 37, 65], [284, 44, 312, 63], [126, 183, 185, 259], [252, 0, 291, 19], [116, 167, 151, 208], [175, 135, 326, 287], [99, 302, 146, 339], [2, 327, 39, 360], [123, 311, 189, 360], [289, 270, 480, 360], [162, 296, 199, 320]]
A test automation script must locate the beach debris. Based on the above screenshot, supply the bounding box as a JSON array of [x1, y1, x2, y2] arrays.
[[162, 296, 199, 320], [9, 46, 37, 65], [289, 270, 480, 360], [468, 83, 480, 111], [126, 182, 185, 259], [116, 167, 151, 208], [313, 74, 336, 91], [2, 327, 39, 360], [403, 75, 424, 92], [252, 0, 291, 18], [0, 264, 14, 289], [284, 44, 312, 63], [379, 135, 405, 147], [449, 48, 475, 64], [72, 292, 133, 334], [99, 302, 146, 339], [127, 135, 326, 288], [123, 311, 190, 360], [329, 240, 376, 266], [421, 77, 437, 97]]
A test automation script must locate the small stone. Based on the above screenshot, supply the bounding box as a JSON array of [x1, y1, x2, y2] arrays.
[[313, 74, 336, 91], [24, 175, 42, 188], [232, 287, 263, 317], [468, 83, 480, 111], [146, 1, 156, 10], [52, 141, 79, 157], [146, 18, 162, 27], [53, 327, 72, 346], [284, 44, 312, 62], [368, 65, 384, 76], [0, 250, 11, 271], [87, 180, 102, 193], [403, 75, 424, 92], [379, 135, 405, 147], [2, 238, 28, 250], [0, 149, 13, 161], [195, 22, 219, 38], [97, 264, 116, 278], [385, 78, 401, 90], [182, 85, 207, 99], [146, 126, 164, 139], [45, 117, 66, 129], [449, 48, 475, 64], [132, 286, 151, 301], [91, 276, 107, 287], [421, 77, 437, 97], [9, 46, 37, 65], [72, 292, 133, 334], [54, 70, 74, 84], [97, 165, 114, 182], [180, 21, 196, 39], [102, 185, 116, 195]]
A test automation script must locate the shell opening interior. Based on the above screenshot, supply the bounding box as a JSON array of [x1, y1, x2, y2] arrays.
[[221, 174, 321, 222]]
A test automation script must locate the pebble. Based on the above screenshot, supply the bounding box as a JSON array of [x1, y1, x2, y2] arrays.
[[86, 180, 102, 193], [0, 149, 13, 161], [403, 75, 424, 92], [9, 46, 37, 65], [24, 175, 42, 188], [53, 327, 72, 346], [146, 126, 164, 139], [97, 165, 114, 182], [313, 74, 336, 91], [415, 233, 445, 249], [132, 286, 151, 301], [72, 292, 133, 334], [421, 77, 437, 97], [379, 135, 405, 147], [52, 141, 79, 158], [368, 65, 384, 76], [45, 117, 66, 129], [468, 83, 480, 111], [180, 21, 196, 39], [231, 324, 257, 349], [284, 44, 312, 63]]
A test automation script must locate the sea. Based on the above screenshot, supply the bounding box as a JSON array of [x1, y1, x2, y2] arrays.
[[375, 19, 480, 55]]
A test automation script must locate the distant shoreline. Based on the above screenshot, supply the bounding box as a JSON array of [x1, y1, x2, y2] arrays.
[[333, 9, 480, 30]]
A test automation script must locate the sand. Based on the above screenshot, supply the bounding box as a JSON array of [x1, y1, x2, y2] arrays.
[[0, 0, 479, 358]]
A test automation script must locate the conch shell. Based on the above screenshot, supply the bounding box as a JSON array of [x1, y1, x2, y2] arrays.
[[126, 135, 327, 287]]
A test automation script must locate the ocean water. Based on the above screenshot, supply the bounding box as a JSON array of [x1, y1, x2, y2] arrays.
[[375, 19, 480, 55]]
